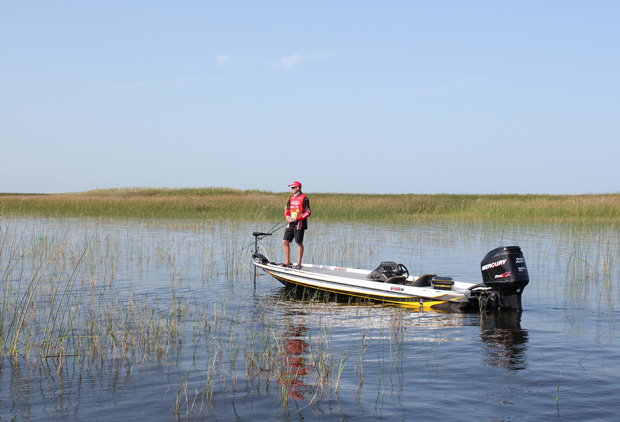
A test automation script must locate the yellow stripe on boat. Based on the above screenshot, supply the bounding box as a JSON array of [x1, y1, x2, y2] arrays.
[[268, 271, 453, 309]]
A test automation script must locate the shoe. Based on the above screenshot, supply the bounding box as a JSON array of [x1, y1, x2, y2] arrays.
[[293, 265, 303, 270], [279, 263, 292, 268]]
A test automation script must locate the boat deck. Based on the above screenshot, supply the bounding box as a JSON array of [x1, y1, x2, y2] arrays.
[[269, 263, 412, 285], [296, 265, 369, 279]]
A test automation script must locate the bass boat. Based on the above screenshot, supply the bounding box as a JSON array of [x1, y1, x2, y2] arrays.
[[251, 232, 530, 312]]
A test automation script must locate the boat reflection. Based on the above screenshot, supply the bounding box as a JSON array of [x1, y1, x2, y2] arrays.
[[261, 286, 529, 386], [479, 311, 529, 370]]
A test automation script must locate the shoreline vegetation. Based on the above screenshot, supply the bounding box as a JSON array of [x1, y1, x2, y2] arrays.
[[1, 187, 620, 223]]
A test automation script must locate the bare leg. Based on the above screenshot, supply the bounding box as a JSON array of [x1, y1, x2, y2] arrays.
[[283, 239, 291, 265], [297, 243, 304, 267]]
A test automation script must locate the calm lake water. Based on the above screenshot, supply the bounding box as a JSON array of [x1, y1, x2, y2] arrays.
[[1, 217, 619, 421]]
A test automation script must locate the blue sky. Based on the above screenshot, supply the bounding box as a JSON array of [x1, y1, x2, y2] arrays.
[[2, 1, 618, 194]]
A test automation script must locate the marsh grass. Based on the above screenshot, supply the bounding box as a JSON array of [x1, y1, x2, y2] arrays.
[[0, 218, 197, 365], [2, 213, 620, 418], [557, 224, 620, 308], [0, 216, 385, 415], [2, 188, 620, 223]]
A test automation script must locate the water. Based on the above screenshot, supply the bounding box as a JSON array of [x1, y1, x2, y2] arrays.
[[1, 218, 619, 421]]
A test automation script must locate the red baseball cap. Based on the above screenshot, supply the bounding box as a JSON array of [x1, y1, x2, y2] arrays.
[[288, 181, 302, 188]]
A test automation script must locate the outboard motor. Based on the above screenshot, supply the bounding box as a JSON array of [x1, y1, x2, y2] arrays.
[[480, 246, 529, 311]]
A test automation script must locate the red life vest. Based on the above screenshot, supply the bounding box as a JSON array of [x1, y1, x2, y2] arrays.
[[285, 193, 311, 230]]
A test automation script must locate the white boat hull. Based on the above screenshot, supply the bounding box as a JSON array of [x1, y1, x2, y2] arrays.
[[253, 259, 482, 311], [250, 233, 529, 312]]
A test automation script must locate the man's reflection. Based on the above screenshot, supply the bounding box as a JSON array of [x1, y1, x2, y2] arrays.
[[280, 313, 309, 400]]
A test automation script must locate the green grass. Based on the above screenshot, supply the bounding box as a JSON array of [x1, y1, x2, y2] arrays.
[[2, 188, 620, 223]]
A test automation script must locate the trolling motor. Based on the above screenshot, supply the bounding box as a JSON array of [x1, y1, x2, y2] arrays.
[[251, 232, 272, 285], [478, 246, 530, 311], [252, 232, 271, 265]]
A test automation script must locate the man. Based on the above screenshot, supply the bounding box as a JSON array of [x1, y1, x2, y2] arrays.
[[282, 181, 311, 269]]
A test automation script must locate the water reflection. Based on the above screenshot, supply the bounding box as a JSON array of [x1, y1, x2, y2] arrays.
[[267, 286, 530, 374], [279, 311, 310, 400], [479, 311, 529, 370]]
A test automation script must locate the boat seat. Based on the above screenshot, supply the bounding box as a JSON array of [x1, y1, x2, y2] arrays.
[[367, 261, 402, 282], [409, 274, 436, 287]]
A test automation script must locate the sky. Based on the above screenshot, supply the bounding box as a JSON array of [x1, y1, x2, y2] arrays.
[[1, 1, 619, 195]]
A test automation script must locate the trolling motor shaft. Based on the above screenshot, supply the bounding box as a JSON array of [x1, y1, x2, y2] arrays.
[[252, 232, 272, 254]]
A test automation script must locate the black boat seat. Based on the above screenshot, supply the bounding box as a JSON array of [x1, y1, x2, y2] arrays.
[[409, 274, 436, 287], [366, 261, 403, 283]]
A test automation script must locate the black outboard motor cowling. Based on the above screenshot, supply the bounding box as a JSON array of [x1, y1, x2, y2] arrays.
[[481, 246, 529, 311]]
